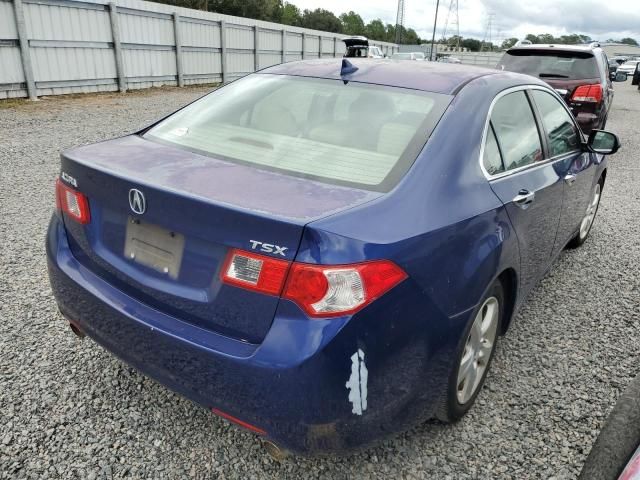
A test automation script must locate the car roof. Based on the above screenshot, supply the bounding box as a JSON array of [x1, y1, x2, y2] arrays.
[[259, 58, 511, 95], [508, 44, 599, 54]]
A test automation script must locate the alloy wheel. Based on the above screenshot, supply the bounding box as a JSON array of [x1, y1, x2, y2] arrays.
[[456, 296, 499, 405], [579, 183, 601, 240]]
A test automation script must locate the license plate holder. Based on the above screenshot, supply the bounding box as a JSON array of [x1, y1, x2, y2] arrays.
[[124, 217, 185, 279]]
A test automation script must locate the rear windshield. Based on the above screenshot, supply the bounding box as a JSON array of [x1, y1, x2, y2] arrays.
[[145, 74, 450, 192], [498, 49, 598, 80]]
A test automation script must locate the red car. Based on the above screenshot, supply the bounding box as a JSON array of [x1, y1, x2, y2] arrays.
[[498, 43, 626, 133]]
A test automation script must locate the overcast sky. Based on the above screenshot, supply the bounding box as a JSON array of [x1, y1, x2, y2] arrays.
[[295, 0, 640, 44]]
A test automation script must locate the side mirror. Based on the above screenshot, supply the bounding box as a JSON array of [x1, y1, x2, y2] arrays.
[[587, 130, 621, 155], [613, 71, 628, 82]]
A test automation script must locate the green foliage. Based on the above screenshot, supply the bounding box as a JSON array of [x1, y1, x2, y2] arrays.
[[207, 0, 282, 20], [340, 11, 365, 36], [300, 8, 342, 33], [280, 2, 301, 26], [501, 38, 518, 49], [461, 38, 481, 52], [365, 19, 386, 42], [620, 37, 639, 46]]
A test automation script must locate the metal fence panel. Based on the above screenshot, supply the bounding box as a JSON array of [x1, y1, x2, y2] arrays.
[[118, 11, 174, 45], [260, 29, 283, 52], [225, 24, 252, 50], [0, 1, 18, 38], [285, 32, 301, 52], [31, 45, 116, 81], [0, 0, 398, 99], [25, 2, 111, 42]]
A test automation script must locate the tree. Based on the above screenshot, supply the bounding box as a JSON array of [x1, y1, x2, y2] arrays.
[[301, 8, 342, 33], [537, 33, 555, 44], [207, 0, 282, 21], [403, 27, 421, 45], [365, 19, 386, 42], [501, 37, 518, 49], [340, 11, 365, 36], [280, 2, 301, 26], [525, 34, 539, 44], [621, 37, 639, 46], [461, 38, 481, 52]]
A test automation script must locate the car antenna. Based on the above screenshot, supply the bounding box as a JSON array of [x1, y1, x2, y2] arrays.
[[340, 59, 358, 84]]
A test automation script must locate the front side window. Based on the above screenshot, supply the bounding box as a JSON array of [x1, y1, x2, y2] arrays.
[[145, 74, 451, 192], [490, 91, 543, 171], [532, 90, 581, 157]]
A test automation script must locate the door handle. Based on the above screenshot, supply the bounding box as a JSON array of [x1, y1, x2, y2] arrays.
[[513, 189, 535, 209], [564, 173, 577, 185]]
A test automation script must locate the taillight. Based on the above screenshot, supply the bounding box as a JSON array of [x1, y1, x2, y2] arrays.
[[221, 250, 407, 318], [571, 84, 602, 103], [283, 260, 407, 318], [55, 178, 90, 224], [221, 249, 290, 296]]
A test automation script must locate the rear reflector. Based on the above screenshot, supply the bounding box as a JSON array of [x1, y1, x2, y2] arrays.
[[55, 178, 90, 224], [571, 84, 603, 103], [221, 249, 289, 296], [221, 250, 407, 318], [211, 408, 266, 435]]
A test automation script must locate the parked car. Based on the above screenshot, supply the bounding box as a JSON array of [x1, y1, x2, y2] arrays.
[[391, 52, 425, 61], [498, 43, 618, 133], [618, 60, 640, 77], [608, 59, 619, 77], [579, 374, 640, 479], [47, 59, 620, 457], [633, 62, 640, 86], [342, 36, 384, 58], [438, 56, 462, 63]]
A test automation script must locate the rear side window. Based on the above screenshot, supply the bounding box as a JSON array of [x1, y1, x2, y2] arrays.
[[490, 91, 543, 171], [482, 124, 505, 175], [145, 74, 451, 192], [498, 50, 599, 80], [531, 90, 580, 157]]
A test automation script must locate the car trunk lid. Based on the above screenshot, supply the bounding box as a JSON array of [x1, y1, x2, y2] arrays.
[[59, 135, 380, 343]]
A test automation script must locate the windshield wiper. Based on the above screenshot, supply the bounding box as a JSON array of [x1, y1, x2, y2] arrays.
[[539, 73, 570, 78]]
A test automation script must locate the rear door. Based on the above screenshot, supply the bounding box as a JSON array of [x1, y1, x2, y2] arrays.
[[482, 88, 564, 294], [529, 88, 596, 247]]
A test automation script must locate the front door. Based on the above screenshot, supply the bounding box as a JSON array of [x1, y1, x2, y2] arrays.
[[528, 89, 597, 248]]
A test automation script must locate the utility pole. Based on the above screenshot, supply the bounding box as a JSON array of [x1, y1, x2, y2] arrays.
[[441, 0, 460, 51], [395, 0, 406, 45], [430, 0, 440, 60]]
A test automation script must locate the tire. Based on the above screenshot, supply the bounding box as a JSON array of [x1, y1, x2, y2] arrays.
[[436, 280, 504, 422], [578, 375, 640, 479], [567, 178, 603, 249]]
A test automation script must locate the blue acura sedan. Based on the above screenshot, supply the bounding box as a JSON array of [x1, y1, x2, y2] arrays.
[[47, 58, 620, 456]]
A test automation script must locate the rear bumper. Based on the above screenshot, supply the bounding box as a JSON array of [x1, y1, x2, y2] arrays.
[[46, 214, 470, 454]]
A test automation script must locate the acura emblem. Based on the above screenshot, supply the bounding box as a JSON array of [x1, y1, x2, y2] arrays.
[[129, 188, 146, 215]]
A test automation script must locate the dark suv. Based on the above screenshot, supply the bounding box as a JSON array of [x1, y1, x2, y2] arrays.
[[497, 43, 616, 133]]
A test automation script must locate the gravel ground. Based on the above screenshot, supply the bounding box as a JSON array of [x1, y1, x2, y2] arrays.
[[1, 81, 639, 479]]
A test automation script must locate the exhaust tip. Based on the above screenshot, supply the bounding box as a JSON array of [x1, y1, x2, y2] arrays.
[[68, 322, 85, 339], [263, 440, 289, 461]]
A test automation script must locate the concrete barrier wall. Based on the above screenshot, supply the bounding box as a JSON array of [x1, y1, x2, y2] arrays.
[[0, 0, 399, 99]]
